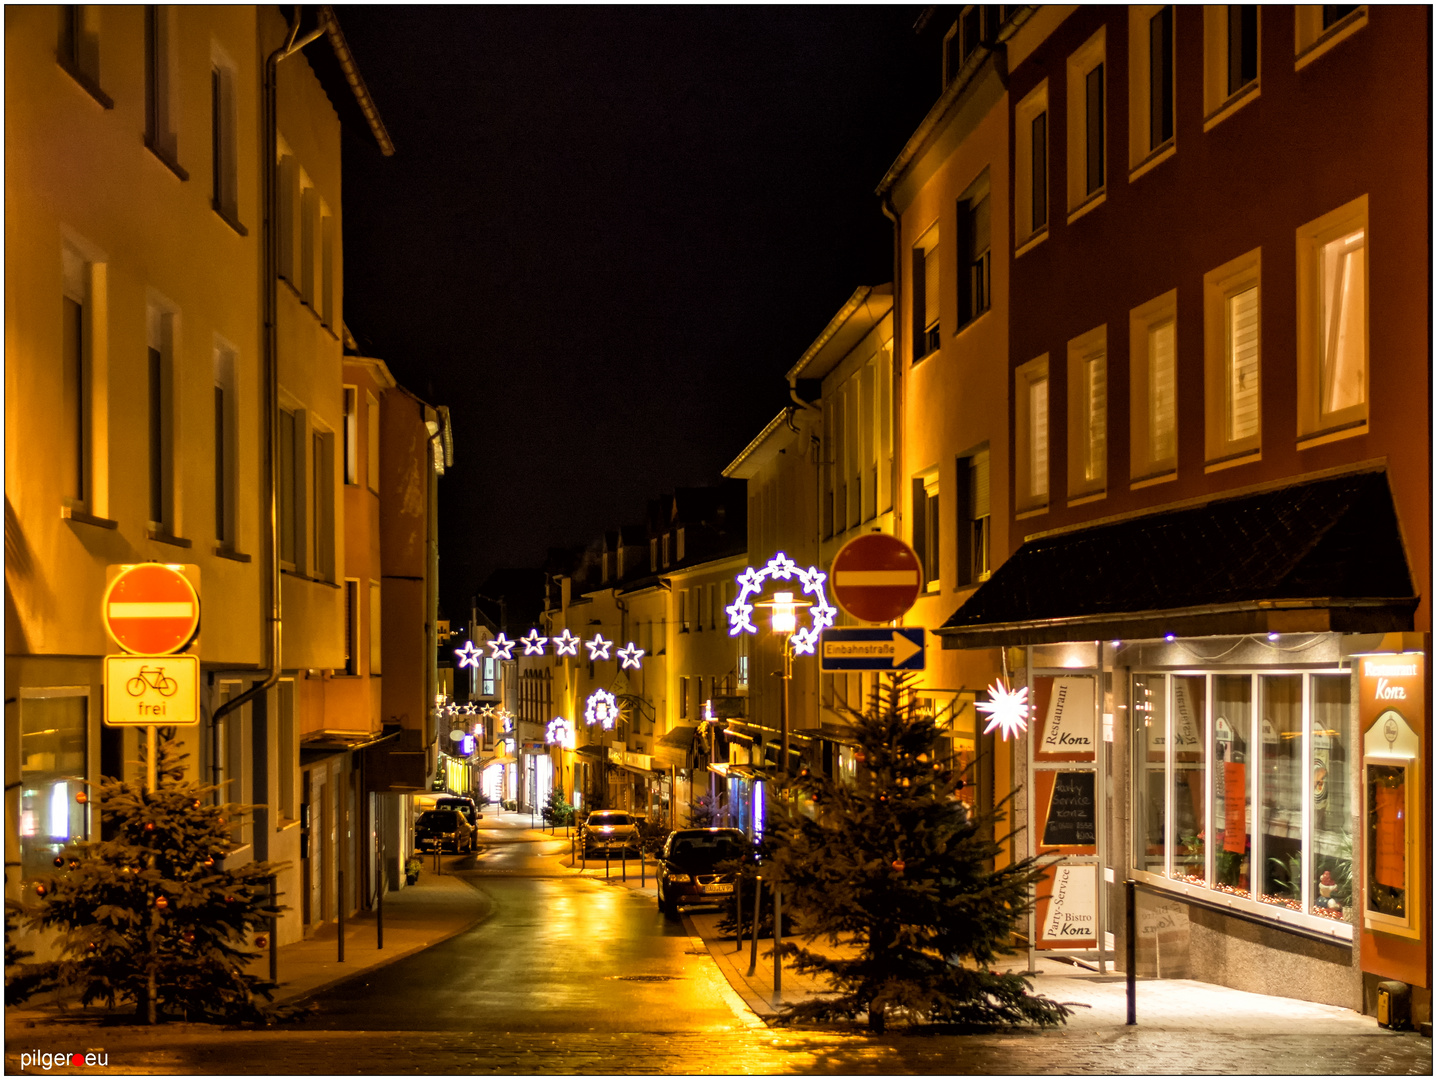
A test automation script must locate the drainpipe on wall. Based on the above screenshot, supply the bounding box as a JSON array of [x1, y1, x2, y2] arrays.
[[881, 194, 903, 548]]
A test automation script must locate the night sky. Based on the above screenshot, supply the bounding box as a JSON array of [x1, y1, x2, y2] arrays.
[[334, 6, 935, 618]]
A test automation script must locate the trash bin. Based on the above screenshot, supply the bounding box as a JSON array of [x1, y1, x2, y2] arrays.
[[1376, 981, 1411, 1030]]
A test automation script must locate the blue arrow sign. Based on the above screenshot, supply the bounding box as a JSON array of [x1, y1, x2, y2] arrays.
[[819, 627, 925, 672]]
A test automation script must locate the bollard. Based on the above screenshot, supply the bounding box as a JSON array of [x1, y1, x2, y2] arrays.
[[622, 849, 627, 882], [605, 849, 610, 879], [338, 870, 345, 963], [1126, 878, 1137, 1026], [773, 880, 783, 994], [747, 876, 761, 976], [640, 842, 646, 887], [735, 876, 743, 952]]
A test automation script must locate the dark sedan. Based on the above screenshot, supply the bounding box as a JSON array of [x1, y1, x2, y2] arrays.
[[656, 828, 750, 921], [413, 808, 475, 854]]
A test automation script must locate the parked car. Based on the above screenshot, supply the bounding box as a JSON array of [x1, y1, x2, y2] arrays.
[[413, 808, 476, 854], [580, 810, 641, 857], [435, 795, 480, 825], [656, 828, 749, 921]]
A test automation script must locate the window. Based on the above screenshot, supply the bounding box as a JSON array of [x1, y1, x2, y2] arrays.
[[366, 390, 380, 492], [145, 6, 179, 167], [911, 475, 940, 591], [957, 172, 991, 329], [311, 429, 335, 582], [17, 691, 88, 880], [1129, 290, 1179, 483], [1296, 196, 1368, 443], [1067, 325, 1108, 499], [339, 580, 359, 675], [146, 303, 175, 529], [57, 6, 108, 105], [342, 387, 359, 484], [210, 54, 240, 226], [1134, 668, 1354, 939], [878, 341, 894, 514], [678, 589, 688, 632], [213, 344, 238, 546], [860, 361, 876, 521], [1014, 82, 1049, 248], [679, 676, 689, 720], [279, 407, 299, 567], [1203, 248, 1262, 466], [1203, 6, 1260, 126], [1066, 28, 1106, 213], [1294, 5, 1367, 68], [276, 144, 297, 282], [1015, 355, 1050, 512], [368, 582, 382, 675], [299, 174, 317, 307], [708, 584, 717, 630], [957, 447, 990, 587], [1129, 6, 1175, 173], [912, 224, 940, 359], [320, 204, 335, 326], [61, 246, 91, 507], [676, 527, 685, 561]]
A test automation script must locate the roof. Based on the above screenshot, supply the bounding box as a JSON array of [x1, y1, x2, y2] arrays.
[[785, 285, 893, 384], [296, 6, 395, 157], [937, 470, 1418, 647], [722, 408, 797, 479]]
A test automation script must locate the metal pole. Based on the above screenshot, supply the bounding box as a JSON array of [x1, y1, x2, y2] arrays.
[[337, 870, 345, 962], [773, 877, 783, 995], [146, 724, 158, 1026], [774, 643, 790, 996], [376, 828, 384, 951], [735, 876, 744, 952], [1126, 878, 1137, 1025], [640, 840, 646, 887], [747, 875, 761, 975], [269, 875, 279, 983]]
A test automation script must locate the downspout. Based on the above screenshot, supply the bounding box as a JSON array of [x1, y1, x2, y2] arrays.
[[212, 11, 326, 728], [881, 194, 903, 555]]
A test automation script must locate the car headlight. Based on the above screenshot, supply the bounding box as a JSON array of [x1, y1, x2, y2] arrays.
[[667, 873, 691, 883]]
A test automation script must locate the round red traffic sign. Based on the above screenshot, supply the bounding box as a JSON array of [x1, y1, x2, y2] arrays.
[[102, 564, 200, 655], [830, 533, 923, 624]]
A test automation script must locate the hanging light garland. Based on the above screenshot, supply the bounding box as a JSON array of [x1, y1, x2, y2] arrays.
[[726, 551, 837, 656], [617, 642, 645, 669], [519, 628, 548, 655], [454, 641, 482, 669], [585, 689, 620, 730]]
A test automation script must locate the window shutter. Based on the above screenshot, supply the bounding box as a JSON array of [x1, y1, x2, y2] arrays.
[[923, 246, 940, 332], [1086, 352, 1106, 483], [1149, 320, 1177, 465], [1322, 232, 1366, 414], [1227, 286, 1260, 441], [1030, 376, 1049, 498]]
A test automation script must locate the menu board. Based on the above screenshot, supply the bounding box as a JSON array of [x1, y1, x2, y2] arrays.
[[1041, 771, 1096, 847]]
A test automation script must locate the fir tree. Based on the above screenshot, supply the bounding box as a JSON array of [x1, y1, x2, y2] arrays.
[[768, 674, 1070, 1033], [20, 728, 295, 1023]]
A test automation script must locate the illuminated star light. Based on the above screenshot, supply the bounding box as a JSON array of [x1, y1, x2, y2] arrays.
[[519, 628, 548, 655], [617, 642, 645, 670], [976, 680, 1030, 741], [454, 640, 482, 669], [461, 703, 478, 716], [585, 633, 613, 661], [553, 629, 581, 657], [585, 689, 620, 730], [727, 551, 837, 655], [487, 633, 516, 661], [546, 717, 575, 749], [479, 704, 496, 719]]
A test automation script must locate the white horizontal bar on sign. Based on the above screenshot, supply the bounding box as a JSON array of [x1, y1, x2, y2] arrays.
[[108, 602, 194, 618], [833, 570, 918, 586]]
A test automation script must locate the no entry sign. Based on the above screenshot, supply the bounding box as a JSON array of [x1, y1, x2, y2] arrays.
[[102, 564, 200, 655], [829, 533, 923, 624]]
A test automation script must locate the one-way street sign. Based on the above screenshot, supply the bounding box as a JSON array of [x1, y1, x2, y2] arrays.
[[819, 627, 926, 672]]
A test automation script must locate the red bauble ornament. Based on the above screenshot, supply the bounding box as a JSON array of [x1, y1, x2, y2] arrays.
[[183, 932, 196, 944], [75, 791, 88, 805], [192, 800, 202, 811], [155, 895, 169, 910], [854, 751, 867, 764], [204, 858, 215, 867], [33, 883, 47, 897], [53, 856, 65, 867], [225, 896, 236, 904], [892, 859, 906, 873], [144, 822, 156, 832], [255, 935, 268, 948]]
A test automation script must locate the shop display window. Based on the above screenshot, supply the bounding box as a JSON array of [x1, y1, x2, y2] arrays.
[[1132, 668, 1354, 938], [18, 693, 88, 880]]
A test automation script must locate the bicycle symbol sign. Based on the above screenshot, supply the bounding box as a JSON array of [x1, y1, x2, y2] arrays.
[[104, 654, 199, 727]]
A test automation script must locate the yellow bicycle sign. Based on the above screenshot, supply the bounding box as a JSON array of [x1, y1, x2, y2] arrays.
[[104, 654, 199, 727]]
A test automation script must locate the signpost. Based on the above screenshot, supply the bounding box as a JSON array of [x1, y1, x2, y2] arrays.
[[819, 626, 926, 671], [829, 533, 923, 624]]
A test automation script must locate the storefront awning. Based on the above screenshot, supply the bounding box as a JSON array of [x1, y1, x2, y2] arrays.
[[937, 470, 1417, 648], [657, 725, 699, 750]]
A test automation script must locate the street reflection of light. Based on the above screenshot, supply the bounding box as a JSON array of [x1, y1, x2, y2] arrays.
[[50, 782, 69, 840]]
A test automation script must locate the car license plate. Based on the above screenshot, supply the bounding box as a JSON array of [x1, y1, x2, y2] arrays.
[[702, 883, 733, 894]]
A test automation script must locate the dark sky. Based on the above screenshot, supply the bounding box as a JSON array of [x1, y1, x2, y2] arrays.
[[333, 6, 935, 618]]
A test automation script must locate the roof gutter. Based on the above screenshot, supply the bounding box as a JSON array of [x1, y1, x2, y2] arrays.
[[318, 5, 395, 156]]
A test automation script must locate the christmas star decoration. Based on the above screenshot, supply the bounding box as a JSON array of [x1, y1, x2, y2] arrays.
[[546, 717, 575, 749], [553, 629, 581, 657], [454, 640, 482, 669], [976, 679, 1030, 741], [585, 633, 613, 661], [585, 689, 620, 730], [487, 633, 516, 661], [479, 704, 496, 719], [519, 628, 548, 655], [618, 642, 645, 669]]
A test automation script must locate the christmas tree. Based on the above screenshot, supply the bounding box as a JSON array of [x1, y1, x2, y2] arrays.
[[20, 727, 294, 1023], [768, 674, 1069, 1033]]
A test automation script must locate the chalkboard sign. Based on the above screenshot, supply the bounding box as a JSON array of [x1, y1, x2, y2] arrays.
[[1042, 770, 1096, 846]]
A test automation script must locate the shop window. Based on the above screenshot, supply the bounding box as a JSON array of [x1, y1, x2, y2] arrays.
[[1015, 355, 1049, 513], [1014, 81, 1049, 250], [1296, 196, 1368, 444], [1203, 6, 1260, 129], [1128, 5, 1175, 175], [1066, 27, 1107, 215], [1294, 5, 1366, 69], [1203, 248, 1262, 468], [18, 692, 89, 881], [1066, 325, 1107, 500], [912, 224, 940, 360], [1129, 290, 1179, 484]]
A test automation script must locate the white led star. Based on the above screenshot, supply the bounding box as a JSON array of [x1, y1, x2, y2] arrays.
[[976, 680, 1030, 741], [487, 633, 516, 661], [454, 640, 482, 669], [546, 717, 575, 749], [618, 642, 645, 669], [553, 629, 580, 657], [461, 703, 477, 716], [519, 628, 548, 656], [585, 689, 620, 730], [585, 632, 613, 661], [479, 704, 496, 719]]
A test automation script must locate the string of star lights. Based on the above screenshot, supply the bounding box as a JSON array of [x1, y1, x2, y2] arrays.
[[552, 629, 581, 657], [519, 628, 548, 655], [976, 679, 1030, 740], [585, 633, 613, 661], [487, 633, 516, 661], [726, 551, 837, 656], [453, 641, 482, 669], [546, 717, 575, 749], [585, 689, 620, 730], [617, 642, 645, 669]]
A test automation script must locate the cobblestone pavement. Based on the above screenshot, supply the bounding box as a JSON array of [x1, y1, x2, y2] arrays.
[[5, 1024, 1430, 1075]]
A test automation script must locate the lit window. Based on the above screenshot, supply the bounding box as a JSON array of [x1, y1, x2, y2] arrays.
[[1016, 355, 1050, 511], [1129, 290, 1179, 483], [1297, 196, 1368, 442], [18, 692, 88, 880], [1204, 248, 1262, 466], [1067, 325, 1107, 499]]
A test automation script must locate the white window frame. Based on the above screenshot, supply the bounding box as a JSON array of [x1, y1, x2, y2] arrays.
[[1014, 80, 1049, 253], [1294, 5, 1367, 71], [1202, 5, 1261, 131], [1129, 5, 1177, 179], [1204, 248, 1263, 469], [1015, 354, 1050, 515], [1129, 290, 1180, 486], [1296, 195, 1369, 447], [1066, 26, 1107, 220], [920, 473, 940, 592], [1066, 325, 1108, 503]]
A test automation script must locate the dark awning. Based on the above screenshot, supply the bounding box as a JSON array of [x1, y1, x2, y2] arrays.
[[938, 470, 1417, 648], [657, 725, 699, 750]]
